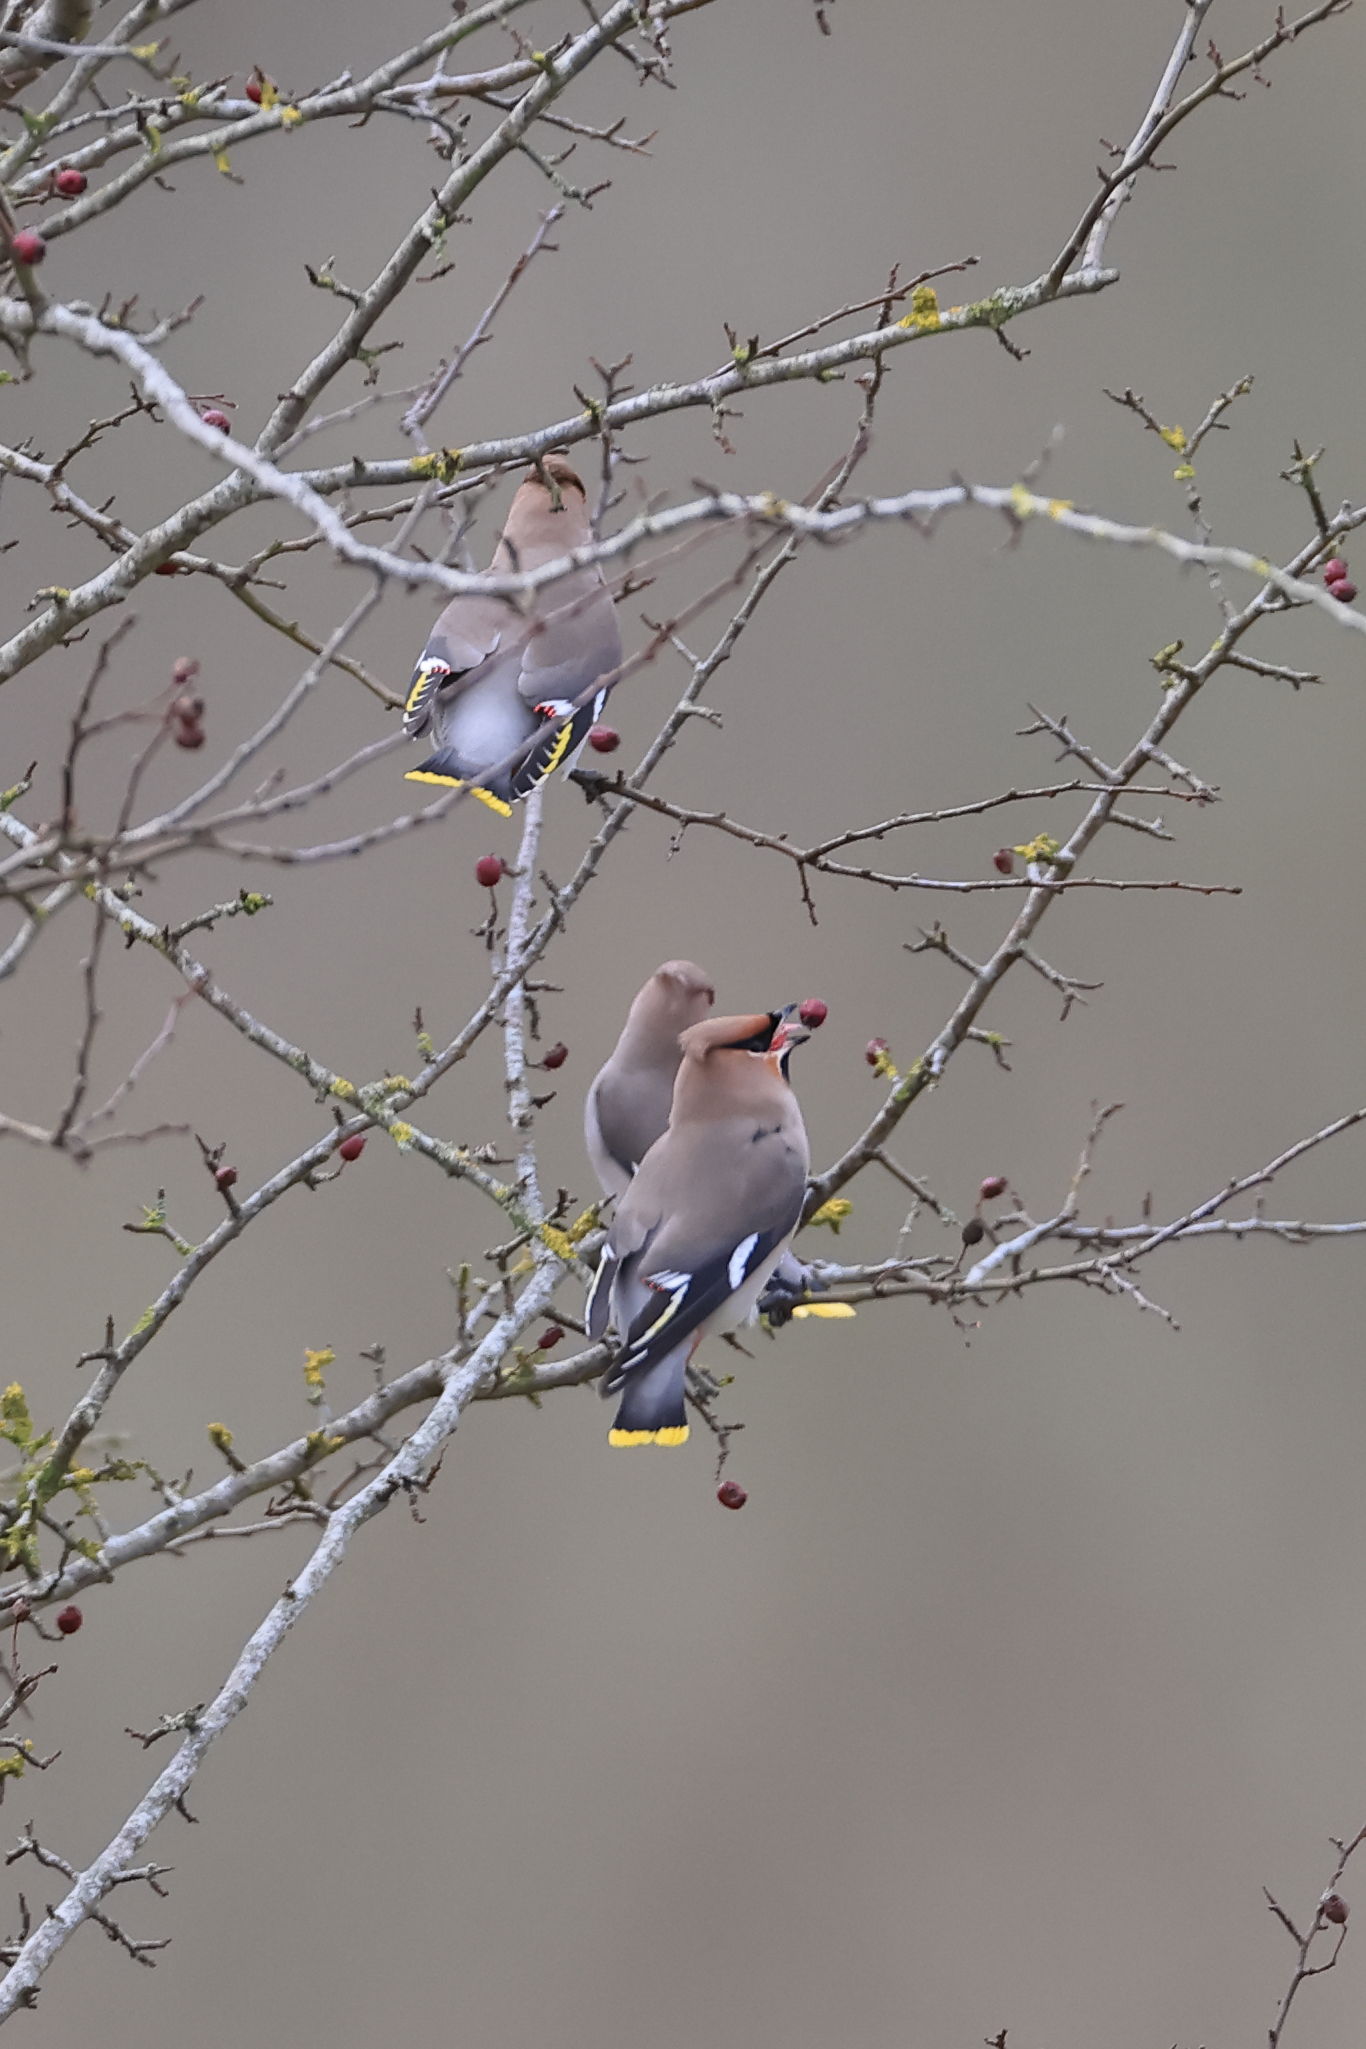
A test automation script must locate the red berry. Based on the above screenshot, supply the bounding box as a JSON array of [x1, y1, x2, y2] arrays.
[[173, 720, 205, 749], [587, 724, 620, 754], [992, 848, 1015, 875], [201, 409, 232, 433], [338, 1133, 366, 1163], [716, 1480, 747, 1510], [978, 1174, 1007, 1201], [798, 998, 828, 1028], [56, 1605, 83, 1635], [1329, 579, 1358, 604], [541, 1041, 568, 1071], [155, 561, 181, 576], [1322, 1892, 1350, 1926], [245, 77, 263, 103], [170, 691, 204, 723], [215, 1165, 238, 1191], [474, 854, 504, 888], [10, 230, 45, 266], [537, 1325, 565, 1350], [54, 167, 87, 197], [1323, 559, 1349, 585], [172, 656, 200, 685], [865, 1037, 889, 1067]]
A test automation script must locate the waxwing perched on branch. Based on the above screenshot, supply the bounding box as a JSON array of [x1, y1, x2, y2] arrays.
[[584, 960, 716, 1200], [587, 1008, 814, 1446], [403, 455, 621, 815]]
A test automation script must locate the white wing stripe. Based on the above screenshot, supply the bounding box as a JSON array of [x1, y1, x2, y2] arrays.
[[728, 1233, 760, 1290]]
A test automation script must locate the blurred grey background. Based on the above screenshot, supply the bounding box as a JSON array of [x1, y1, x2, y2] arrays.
[[5, 0, 1366, 2041]]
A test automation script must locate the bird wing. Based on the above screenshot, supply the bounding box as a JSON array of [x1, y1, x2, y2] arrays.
[[598, 1115, 806, 1394], [514, 577, 621, 715], [402, 596, 511, 740]]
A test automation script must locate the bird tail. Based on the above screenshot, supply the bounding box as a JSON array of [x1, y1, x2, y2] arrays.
[[605, 1344, 690, 1448], [404, 751, 512, 816]]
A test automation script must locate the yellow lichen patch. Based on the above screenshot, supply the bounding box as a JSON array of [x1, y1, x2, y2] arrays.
[[279, 104, 304, 127], [899, 284, 941, 332], [408, 449, 463, 484], [808, 1197, 853, 1233], [1158, 425, 1187, 452], [536, 1224, 578, 1264], [302, 1348, 334, 1404], [388, 1122, 416, 1150], [331, 1079, 356, 1100], [1012, 832, 1062, 865], [1173, 464, 1195, 481]]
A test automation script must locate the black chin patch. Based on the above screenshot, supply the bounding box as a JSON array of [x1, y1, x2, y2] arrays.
[[722, 1012, 782, 1053]]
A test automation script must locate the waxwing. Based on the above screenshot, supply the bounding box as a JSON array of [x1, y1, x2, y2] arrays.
[[584, 960, 716, 1200], [587, 1008, 813, 1446], [403, 455, 621, 814]]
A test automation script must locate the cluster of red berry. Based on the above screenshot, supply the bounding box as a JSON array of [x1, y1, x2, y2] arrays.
[[1323, 556, 1357, 604], [6, 167, 88, 267], [169, 656, 205, 750]]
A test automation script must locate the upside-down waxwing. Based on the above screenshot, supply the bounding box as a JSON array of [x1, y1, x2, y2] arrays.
[[403, 455, 621, 815], [584, 960, 716, 1200], [586, 1008, 814, 1446]]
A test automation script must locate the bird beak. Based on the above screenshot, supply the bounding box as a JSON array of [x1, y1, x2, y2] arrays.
[[768, 1005, 812, 1057]]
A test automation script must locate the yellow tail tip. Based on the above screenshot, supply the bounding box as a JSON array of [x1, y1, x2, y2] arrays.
[[608, 1424, 690, 1448], [403, 771, 512, 816], [791, 1301, 857, 1319]]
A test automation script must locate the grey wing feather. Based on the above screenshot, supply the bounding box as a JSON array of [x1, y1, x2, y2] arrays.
[[515, 579, 621, 713]]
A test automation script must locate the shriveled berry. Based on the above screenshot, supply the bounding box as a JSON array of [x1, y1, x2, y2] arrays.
[[173, 720, 205, 749], [1323, 559, 1349, 585], [10, 230, 45, 266], [338, 1133, 366, 1163], [155, 561, 181, 576], [993, 848, 1015, 875], [717, 1480, 747, 1510], [474, 854, 504, 888], [537, 1325, 565, 1350], [200, 409, 232, 433], [798, 998, 828, 1028], [587, 724, 620, 754], [215, 1165, 238, 1191], [541, 1041, 568, 1071], [54, 167, 87, 197], [170, 691, 204, 723], [56, 1605, 83, 1635], [172, 656, 200, 685], [1321, 1892, 1350, 1926], [865, 1037, 889, 1067], [1329, 579, 1358, 604], [978, 1174, 1008, 1201], [961, 1216, 986, 1247], [245, 76, 263, 103]]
